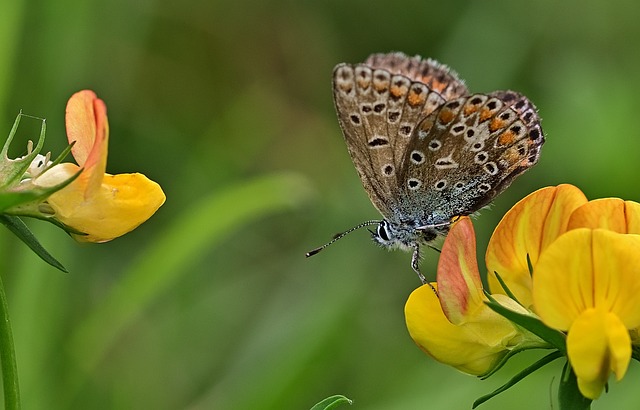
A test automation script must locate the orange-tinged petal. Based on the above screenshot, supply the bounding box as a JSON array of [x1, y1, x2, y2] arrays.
[[65, 90, 109, 197], [486, 184, 587, 307], [46, 172, 165, 242], [437, 217, 483, 324], [533, 229, 640, 330], [568, 198, 640, 234], [567, 309, 631, 400], [405, 284, 521, 375]]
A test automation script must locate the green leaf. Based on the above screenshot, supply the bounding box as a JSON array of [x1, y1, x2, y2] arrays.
[[558, 361, 592, 410], [310, 395, 353, 410], [0, 215, 67, 272], [0, 273, 20, 410], [473, 350, 563, 408], [0, 113, 46, 189], [484, 298, 566, 353]]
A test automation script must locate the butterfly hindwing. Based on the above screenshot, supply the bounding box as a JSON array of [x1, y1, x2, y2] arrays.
[[396, 91, 545, 226]]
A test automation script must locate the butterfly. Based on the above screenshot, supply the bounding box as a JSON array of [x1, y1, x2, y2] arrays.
[[307, 52, 545, 283]]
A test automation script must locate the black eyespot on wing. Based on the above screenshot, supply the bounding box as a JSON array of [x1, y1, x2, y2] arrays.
[[529, 128, 540, 140]]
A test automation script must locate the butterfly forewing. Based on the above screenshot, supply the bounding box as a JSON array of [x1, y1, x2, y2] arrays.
[[364, 53, 469, 101], [332, 53, 468, 219]]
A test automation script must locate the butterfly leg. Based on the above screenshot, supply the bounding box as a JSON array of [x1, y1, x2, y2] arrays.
[[411, 244, 438, 294], [411, 244, 427, 284]]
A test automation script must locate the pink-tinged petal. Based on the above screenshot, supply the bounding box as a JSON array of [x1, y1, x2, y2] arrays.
[[65, 90, 109, 197], [486, 184, 587, 308], [568, 198, 640, 234], [405, 284, 521, 375], [437, 217, 483, 325], [567, 309, 631, 400], [46, 172, 165, 243]]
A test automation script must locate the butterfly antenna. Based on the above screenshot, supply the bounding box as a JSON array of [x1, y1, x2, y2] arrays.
[[306, 220, 381, 257]]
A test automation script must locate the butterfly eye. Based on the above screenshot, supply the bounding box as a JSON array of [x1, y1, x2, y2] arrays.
[[377, 221, 390, 242]]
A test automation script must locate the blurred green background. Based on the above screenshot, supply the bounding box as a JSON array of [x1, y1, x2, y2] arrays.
[[1, 0, 639, 409]]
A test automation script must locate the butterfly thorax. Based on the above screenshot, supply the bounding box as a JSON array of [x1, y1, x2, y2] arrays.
[[372, 219, 445, 251]]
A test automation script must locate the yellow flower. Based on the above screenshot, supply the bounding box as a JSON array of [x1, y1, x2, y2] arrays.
[[407, 184, 640, 401], [405, 217, 538, 375], [533, 229, 640, 399], [484, 184, 640, 399], [485, 184, 588, 308], [35, 90, 165, 242]]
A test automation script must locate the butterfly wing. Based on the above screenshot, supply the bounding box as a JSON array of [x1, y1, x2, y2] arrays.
[[396, 91, 545, 226], [332, 52, 468, 218], [364, 53, 468, 101]]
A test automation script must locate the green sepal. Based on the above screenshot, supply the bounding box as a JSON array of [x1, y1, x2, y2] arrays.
[[472, 350, 563, 408], [484, 296, 566, 353], [0, 215, 67, 272], [491, 271, 524, 307], [0, 113, 46, 190], [310, 395, 353, 410], [47, 140, 75, 168], [558, 361, 592, 410]]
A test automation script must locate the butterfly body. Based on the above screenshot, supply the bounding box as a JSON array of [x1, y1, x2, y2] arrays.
[[318, 52, 545, 283]]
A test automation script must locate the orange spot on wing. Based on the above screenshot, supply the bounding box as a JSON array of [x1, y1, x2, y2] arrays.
[[463, 105, 478, 116], [357, 78, 370, 89], [390, 85, 406, 98], [374, 82, 388, 92], [439, 109, 455, 124], [431, 80, 446, 93], [408, 91, 425, 106], [479, 108, 493, 122], [419, 118, 434, 133], [489, 118, 507, 132], [498, 130, 516, 145]]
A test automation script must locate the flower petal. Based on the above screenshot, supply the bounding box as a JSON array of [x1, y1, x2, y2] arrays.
[[533, 229, 640, 330], [592, 230, 640, 328], [46, 172, 166, 242], [532, 229, 593, 329], [567, 309, 631, 400], [437, 217, 484, 324], [65, 90, 109, 197], [405, 284, 519, 375], [568, 198, 640, 234], [486, 184, 588, 307], [32, 162, 80, 187]]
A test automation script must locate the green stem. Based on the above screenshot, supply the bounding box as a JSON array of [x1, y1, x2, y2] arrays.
[[0, 274, 20, 409]]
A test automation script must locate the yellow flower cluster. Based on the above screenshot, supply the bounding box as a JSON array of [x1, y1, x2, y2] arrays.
[[405, 184, 640, 400]]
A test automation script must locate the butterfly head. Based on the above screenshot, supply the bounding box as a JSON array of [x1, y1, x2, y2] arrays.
[[370, 220, 441, 251]]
